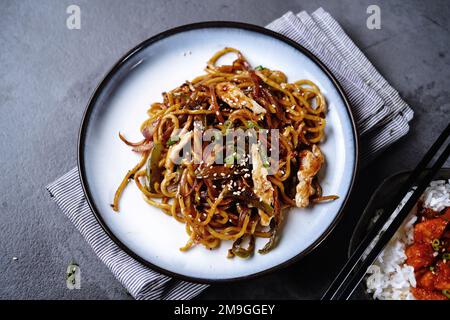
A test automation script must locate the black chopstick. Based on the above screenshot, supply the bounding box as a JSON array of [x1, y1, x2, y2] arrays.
[[322, 122, 450, 300]]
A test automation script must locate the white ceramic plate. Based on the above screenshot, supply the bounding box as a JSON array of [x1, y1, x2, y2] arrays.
[[79, 22, 358, 282]]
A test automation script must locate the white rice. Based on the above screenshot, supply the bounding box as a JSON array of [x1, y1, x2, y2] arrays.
[[365, 179, 450, 300]]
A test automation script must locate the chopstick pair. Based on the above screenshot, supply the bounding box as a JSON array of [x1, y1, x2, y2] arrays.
[[322, 122, 450, 300]]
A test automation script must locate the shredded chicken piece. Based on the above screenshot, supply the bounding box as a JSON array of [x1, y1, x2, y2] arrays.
[[251, 144, 274, 226], [295, 145, 324, 208], [216, 82, 266, 114]]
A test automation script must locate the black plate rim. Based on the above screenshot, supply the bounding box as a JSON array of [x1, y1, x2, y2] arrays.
[[77, 21, 360, 284]]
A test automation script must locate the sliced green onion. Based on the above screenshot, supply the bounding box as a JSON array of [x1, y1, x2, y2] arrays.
[[247, 198, 273, 215], [146, 142, 163, 192], [224, 154, 236, 165], [221, 120, 233, 134], [228, 235, 255, 259], [442, 290, 450, 299], [66, 262, 79, 288], [231, 191, 274, 218], [246, 120, 261, 129], [66, 263, 78, 278], [255, 65, 266, 71], [259, 224, 277, 254], [166, 135, 180, 146], [258, 145, 271, 168], [443, 253, 450, 261], [429, 265, 435, 272], [432, 239, 440, 251]]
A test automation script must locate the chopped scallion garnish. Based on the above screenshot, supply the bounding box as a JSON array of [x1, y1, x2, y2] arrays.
[[246, 121, 261, 129], [432, 239, 440, 251], [225, 154, 236, 164], [166, 135, 180, 146]]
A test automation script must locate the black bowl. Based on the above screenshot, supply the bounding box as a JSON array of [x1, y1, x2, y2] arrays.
[[348, 168, 450, 300]]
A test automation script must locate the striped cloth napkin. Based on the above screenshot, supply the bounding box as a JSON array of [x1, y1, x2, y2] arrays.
[[47, 8, 413, 300], [267, 9, 413, 162]]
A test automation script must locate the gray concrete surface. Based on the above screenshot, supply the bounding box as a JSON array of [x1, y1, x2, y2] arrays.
[[0, 0, 449, 300]]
